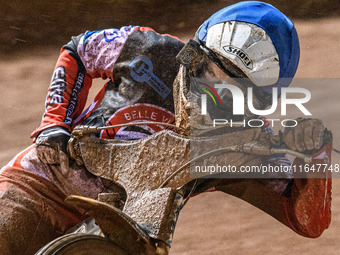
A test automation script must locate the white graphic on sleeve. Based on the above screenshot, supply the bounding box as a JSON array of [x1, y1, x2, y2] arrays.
[[48, 66, 66, 105]]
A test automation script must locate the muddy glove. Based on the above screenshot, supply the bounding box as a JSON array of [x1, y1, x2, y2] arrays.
[[36, 126, 70, 175], [282, 118, 324, 152]]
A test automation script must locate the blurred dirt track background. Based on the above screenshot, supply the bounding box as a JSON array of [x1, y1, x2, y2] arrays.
[[1, 1, 340, 254], [1, 0, 340, 54]]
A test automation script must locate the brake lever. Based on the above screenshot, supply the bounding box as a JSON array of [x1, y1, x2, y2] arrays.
[[273, 129, 334, 163]]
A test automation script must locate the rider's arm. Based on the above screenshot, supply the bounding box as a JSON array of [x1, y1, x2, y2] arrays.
[[30, 26, 139, 138], [215, 154, 331, 238], [215, 175, 331, 238]]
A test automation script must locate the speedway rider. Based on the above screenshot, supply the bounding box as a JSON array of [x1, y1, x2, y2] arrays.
[[0, 1, 331, 254]]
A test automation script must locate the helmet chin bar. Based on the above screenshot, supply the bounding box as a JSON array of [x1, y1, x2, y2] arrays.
[[205, 21, 281, 87]]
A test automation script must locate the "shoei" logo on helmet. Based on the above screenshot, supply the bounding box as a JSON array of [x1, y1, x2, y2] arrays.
[[223, 46, 253, 69]]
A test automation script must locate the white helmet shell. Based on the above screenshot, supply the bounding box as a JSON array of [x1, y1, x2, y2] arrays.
[[206, 21, 280, 87]]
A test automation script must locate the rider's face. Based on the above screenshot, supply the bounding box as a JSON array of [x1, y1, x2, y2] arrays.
[[202, 60, 246, 92], [191, 59, 226, 78], [204, 61, 230, 79], [196, 60, 269, 121]]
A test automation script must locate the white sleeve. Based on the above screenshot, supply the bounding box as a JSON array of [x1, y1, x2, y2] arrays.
[[77, 26, 139, 79]]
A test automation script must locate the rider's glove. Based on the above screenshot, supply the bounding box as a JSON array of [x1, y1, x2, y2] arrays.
[[282, 118, 324, 152], [35, 126, 70, 175]]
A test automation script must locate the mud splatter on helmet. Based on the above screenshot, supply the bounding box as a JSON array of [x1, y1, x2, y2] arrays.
[[196, 1, 300, 93]]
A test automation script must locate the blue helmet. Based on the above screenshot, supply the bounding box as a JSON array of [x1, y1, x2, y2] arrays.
[[196, 1, 300, 93]]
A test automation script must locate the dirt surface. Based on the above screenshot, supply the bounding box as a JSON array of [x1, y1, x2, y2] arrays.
[[2, 0, 339, 54], [1, 18, 340, 254]]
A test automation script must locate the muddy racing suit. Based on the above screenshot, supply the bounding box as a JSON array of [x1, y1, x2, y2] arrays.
[[0, 26, 332, 255]]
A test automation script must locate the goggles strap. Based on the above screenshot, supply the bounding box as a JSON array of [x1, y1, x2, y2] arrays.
[[176, 39, 241, 79], [198, 41, 237, 79]]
